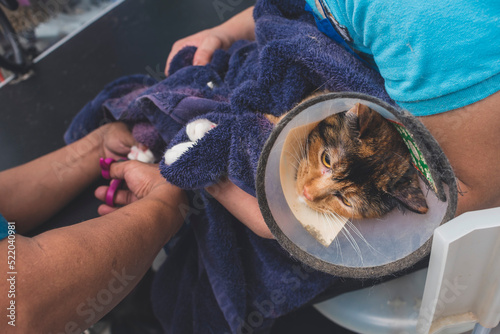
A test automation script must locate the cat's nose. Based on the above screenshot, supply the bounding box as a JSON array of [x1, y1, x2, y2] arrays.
[[303, 186, 314, 201]]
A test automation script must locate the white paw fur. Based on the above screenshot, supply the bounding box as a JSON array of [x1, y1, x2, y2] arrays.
[[164, 119, 217, 165], [128, 145, 155, 163], [186, 119, 217, 141], [164, 142, 196, 165]]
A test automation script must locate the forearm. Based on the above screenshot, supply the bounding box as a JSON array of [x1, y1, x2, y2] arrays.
[[4, 184, 186, 333], [0, 129, 104, 231], [419, 90, 500, 216], [206, 180, 273, 239]]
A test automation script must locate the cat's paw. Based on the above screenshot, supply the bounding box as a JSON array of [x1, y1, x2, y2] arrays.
[[164, 142, 196, 165], [186, 119, 217, 142], [127, 145, 155, 163], [163, 119, 217, 165]]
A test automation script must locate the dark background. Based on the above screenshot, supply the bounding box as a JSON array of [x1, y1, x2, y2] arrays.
[[0, 0, 355, 332]]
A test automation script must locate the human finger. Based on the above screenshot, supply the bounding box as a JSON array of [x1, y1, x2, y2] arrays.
[[97, 203, 119, 216], [192, 35, 223, 66], [103, 123, 138, 158], [106, 160, 136, 180], [165, 38, 194, 75], [165, 45, 181, 75], [95, 185, 109, 202], [95, 186, 138, 206]]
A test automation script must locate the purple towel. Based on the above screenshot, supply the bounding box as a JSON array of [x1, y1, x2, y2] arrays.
[[64, 0, 392, 332]]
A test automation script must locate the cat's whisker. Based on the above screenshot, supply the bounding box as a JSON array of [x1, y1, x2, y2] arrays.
[[285, 149, 302, 165], [345, 219, 381, 257], [291, 142, 302, 159], [346, 204, 384, 260], [305, 136, 310, 169], [294, 141, 306, 163], [327, 101, 336, 117], [329, 211, 364, 265], [328, 211, 353, 261], [323, 211, 338, 243], [287, 131, 307, 172], [298, 130, 307, 158], [323, 211, 343, 262], [294, 125, 309, 167], [293, 129, 307, 160], [334, 234, 343, 263], [341, 228, 364, 266], [345, 206, 365, 263], [312, 77, 336, 94]]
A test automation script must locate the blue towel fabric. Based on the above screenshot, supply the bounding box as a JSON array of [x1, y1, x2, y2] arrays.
[[65, 0, 393, 332]]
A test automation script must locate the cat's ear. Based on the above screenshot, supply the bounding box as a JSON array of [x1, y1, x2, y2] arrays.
[[389, 176, 429, 214], [347, 103, 384, 138]]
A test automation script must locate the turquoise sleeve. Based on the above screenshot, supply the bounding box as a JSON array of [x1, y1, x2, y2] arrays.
[[0, 213, 10, 240], [310, 0, 500, 116]]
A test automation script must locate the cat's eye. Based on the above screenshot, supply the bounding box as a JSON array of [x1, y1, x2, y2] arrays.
[[321, 151, 331, 168], [339, 195, 352, 207]]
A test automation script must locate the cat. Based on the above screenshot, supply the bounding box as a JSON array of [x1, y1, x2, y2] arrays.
[[164, 101, 428, 220], [289, 102, 428, 219]]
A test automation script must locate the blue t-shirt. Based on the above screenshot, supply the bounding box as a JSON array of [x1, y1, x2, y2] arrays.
[[305, 0, 500, 116], [0, 213, 9, 240]]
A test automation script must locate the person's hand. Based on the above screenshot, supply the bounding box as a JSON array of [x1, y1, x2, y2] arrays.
[[95, 161, 167, 215], [96, 122, 138, 160], [165, 27, 234, 75], [206, 179, 274, 239], [165, 6, 256, 75]]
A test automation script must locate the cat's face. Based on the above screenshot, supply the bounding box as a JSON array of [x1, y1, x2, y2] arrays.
[[295, 103, 428, 219]]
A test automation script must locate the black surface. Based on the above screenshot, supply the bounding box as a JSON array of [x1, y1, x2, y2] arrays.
[[0, 0, 355, 332]]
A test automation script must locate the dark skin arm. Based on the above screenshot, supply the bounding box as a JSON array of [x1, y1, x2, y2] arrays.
[[0, 124, 187, 333], [418, 90, 500, 215], [0, 123, 136, 233], [9, 179, 185, 333]]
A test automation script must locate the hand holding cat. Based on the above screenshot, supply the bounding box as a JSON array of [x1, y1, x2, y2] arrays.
[[95, 161, 171, 215], [165, 28, 230, 75], [164, 6, 255, 75], [206, 179, 274, 239], [96, 122, 138, 161]]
